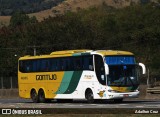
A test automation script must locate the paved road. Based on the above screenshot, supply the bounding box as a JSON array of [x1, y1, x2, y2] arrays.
[[0, 98, 160, 108]]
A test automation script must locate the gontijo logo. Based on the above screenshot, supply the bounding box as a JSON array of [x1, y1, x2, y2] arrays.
[[36, 74, 57, 80]]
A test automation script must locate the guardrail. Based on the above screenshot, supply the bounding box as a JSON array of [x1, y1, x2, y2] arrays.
[[147, 87, 160, 94], [0, 77, 18, 89]]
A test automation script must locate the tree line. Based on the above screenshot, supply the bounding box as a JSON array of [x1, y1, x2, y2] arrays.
[[0, 3, 159, 83]]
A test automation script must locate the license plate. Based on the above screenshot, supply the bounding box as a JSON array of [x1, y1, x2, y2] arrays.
[[124, 94, 129, 97]]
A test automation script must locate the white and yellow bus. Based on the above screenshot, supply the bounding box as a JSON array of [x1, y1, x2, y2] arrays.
[[18, 50, 146, 103]]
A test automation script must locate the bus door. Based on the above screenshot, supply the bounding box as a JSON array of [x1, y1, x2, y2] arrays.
[[94, 55, 106, 85]]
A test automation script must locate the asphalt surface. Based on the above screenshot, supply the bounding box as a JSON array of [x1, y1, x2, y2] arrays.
[[0, 98, 160, 108]]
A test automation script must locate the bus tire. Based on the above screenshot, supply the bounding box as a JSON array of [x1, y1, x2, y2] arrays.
[[38, 89, 46, 103], [113, 98, 123, 103], [31, 89, 39, 103], [85, 89, 94, 103]]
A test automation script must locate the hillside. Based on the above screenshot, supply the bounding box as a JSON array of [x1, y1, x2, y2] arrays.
[[0, 0, 142, 26], [0, 3, 159, 79]]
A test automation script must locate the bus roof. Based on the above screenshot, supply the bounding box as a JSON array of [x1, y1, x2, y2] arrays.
[[50, 49, 92, 55], [19, 50, 134, 60], [92, 50, 134, 56]]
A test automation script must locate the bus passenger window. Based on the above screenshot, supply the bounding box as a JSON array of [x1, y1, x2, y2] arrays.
[[89, 65, 93, 70], [45, 61, 49, 71], [63, 58, 70, 71], [40, 59, 50, 72], [19, 61, 25, 72], [89, 57, 93, 70], [32, 60, 37, 72], [74, 57, 82, 71], [50, 59, 56, 71], [59, 59, 64, 71], [76, 60, 80, 70], [82, 56, 93, 70], [26, 61, 32, 72], [36, 60, 41, 72]]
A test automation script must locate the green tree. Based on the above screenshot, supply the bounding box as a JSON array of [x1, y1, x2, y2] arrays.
[[9, 11, 37, 27]]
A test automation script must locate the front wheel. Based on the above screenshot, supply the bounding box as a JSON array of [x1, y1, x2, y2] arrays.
[[86, 89, 94, 103]]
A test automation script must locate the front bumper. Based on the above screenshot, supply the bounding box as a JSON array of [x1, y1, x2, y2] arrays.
[[105, 91, 140, 99]]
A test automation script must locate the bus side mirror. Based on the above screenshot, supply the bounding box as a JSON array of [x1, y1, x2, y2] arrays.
[[105, 63, 109, 75], [138, 63, 146, 74]]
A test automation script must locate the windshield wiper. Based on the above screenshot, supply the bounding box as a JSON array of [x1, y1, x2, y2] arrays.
[[116, 77, 135, 87], [128, 77, 135, 86]]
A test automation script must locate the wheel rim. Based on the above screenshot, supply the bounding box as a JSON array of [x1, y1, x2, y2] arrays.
[[86, 90, 94, 103], [31, 90, 38, 103], [39, 90, 46, 103]]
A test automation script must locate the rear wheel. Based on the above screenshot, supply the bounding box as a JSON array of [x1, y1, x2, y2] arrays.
[[31, 89, 39, 103], [85, 89, 94, 103], [38, 89, 46, 103]]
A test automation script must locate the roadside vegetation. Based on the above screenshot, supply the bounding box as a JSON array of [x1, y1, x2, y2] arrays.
[[0, 3, 159, 82]]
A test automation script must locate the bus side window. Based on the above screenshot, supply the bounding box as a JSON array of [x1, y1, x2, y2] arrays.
[[45, 60, 50, 72], [19, 61, 25, 72], [76, 59, 80, 70], [70, 57, 74, 70], [37, 60, 41, 72], [59, 59, 63, 71], [32, 60, 37, 72], [50, 59, 56, 71], [83, 57, 88, 70], [74, 57, 82, 71], [56, 59, 62, 71], [26, 61, 32, 72], [89, 57, 93, 70], [40, 59, 49, 72], [63, 58, 70, 71], [66, 59, 70, 70], [83, 56, 93, 70]]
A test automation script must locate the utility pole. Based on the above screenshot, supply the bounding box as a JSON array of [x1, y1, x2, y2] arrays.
[[1, 77, 3, 89], [33, 45, 36, 56], [147, 68, 149, 87], [27, 45, 39, 56]]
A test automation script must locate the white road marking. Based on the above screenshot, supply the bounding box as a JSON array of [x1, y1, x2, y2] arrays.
[[96, 105, 104, 107], [136, 106, 144, 108], [119, 104, 129, 106], [9, 105, 15, 107], [68, 104, 76, 106], [90, 104, 97, 106], [147, 105, 159, 107]]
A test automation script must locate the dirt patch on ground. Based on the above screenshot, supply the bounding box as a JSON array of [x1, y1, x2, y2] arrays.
[[138, 85, 160, 99], [0, 89, 18, 98]]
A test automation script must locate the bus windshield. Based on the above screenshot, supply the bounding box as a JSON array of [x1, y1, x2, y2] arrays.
[[105, 56, 139, 86], [107, 65, 139, 86]]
